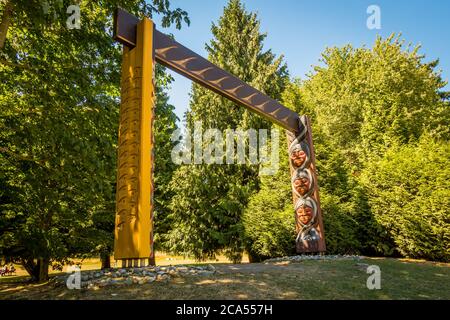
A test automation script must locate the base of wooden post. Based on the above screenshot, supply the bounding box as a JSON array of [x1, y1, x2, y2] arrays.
[[119, 258, 154, 268]]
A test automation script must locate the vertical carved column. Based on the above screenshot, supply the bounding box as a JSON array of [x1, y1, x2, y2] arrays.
[[287, 115, 326, 253], [114, 18, 155, 267]]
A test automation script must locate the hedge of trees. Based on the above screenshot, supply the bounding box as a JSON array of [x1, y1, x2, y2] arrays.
[[245, 34, 449, 261]]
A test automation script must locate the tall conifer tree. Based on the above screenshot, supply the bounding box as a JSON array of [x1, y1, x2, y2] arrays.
[[165, 0, 288, 262]]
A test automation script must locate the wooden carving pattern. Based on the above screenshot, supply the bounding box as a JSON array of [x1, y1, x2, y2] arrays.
[[116, 64, 142, 229], [148, 54, 156, 265], [114, 19, 154, 263], [287, 116, 326, 253]]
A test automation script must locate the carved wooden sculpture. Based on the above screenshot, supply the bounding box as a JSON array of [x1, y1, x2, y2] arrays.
[[287, 117, 326, 252], [113, 9, 325, 266], [114, 18, 155, 267]]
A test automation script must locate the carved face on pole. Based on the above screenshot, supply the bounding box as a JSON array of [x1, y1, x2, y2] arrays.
[[293, 176, 310, 196], [292, 169, 314, 197], [291, 149, 306, 168], [296, 205, 313, 225], [289, 141, 310, 169], [294, 197, 317, 227]]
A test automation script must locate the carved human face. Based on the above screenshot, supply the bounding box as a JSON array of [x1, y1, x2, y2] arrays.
[[293, 177, 310, 196], [296, 206, 313, 225], [291, 149, 306, 168]]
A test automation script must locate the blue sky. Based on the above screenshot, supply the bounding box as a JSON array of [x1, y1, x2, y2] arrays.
[[153, 0, 450, 125]]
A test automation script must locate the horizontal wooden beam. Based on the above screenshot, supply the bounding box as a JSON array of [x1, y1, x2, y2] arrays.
[[113, 8, 140, 47], [113, 8, 303, 133]]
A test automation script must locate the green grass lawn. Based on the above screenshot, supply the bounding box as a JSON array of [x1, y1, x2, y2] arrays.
[[0, 257, 448, 300]]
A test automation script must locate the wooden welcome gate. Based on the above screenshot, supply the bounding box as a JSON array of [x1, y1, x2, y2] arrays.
[[113, 8, 326, 267]]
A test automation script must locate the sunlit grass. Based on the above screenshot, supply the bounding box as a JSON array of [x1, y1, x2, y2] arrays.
[[1, 257, 448, 300]]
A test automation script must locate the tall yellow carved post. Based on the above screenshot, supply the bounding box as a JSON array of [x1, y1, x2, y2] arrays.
[[114, 18, 155, 267]]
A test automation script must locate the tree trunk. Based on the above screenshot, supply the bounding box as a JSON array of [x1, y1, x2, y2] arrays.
[[36, 257, 49, 283], [0, 0, 13, 50], [21, 257, 49, 283], [100, 253, 111, 269], [21, 258, 38, 282]]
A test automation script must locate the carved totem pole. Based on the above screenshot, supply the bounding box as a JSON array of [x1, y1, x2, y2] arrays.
[[112, 9, 326, 267], [287, 117, 326, 253]]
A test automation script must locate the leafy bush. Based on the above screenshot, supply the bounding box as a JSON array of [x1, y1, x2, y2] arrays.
[[242, 178, 295, 261], [360, 137, 450, 261], [319, 193, 361, 254]]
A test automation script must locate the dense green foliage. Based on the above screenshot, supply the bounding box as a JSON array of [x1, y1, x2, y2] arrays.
[[243, 83, 363, 259], [242, 144, 295, 261], [302, 35, 449, 164], [244, 35, 449, 261], [301, 35, 449, 259], [153, 89, 179, 250], [361, 137, 450, 261], [0, 0, 187, 281]]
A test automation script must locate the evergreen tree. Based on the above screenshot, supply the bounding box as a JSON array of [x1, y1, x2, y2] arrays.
[[165, 0, 288, 262], [153, 87, 179, 250], [242, 139, 295, 261]]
